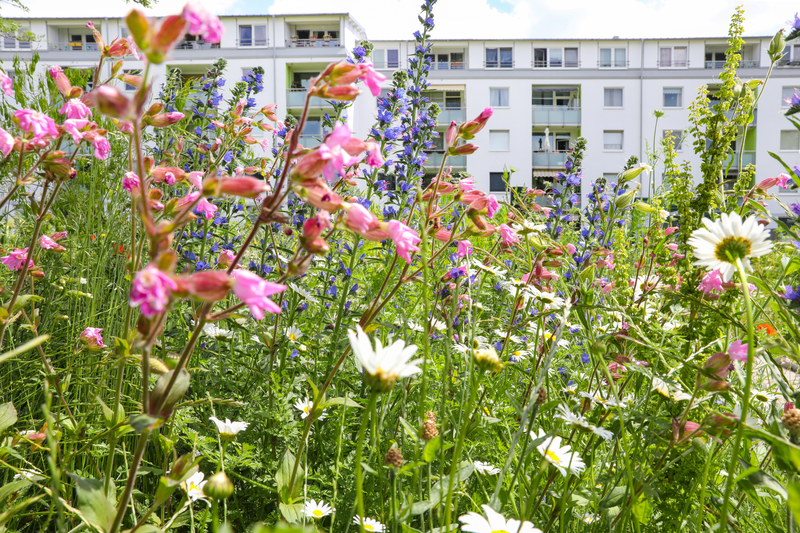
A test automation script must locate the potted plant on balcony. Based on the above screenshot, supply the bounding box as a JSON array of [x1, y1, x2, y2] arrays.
[[324, 33, 331, 42], [291, 35, 298, 46]]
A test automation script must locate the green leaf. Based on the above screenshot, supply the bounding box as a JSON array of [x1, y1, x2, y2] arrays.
[[632, 494, 652, 525], [0, 402, 17, 434], [69, 475, 116, 533], [4, 294, 42, 314], [149, 368, 190, 419], [0, 479, 31, 502], [398, 417, 420, 443], [0, 334, 49, 365], [278, 502, 304, 523], [276, 449, 302, 503], [128, 414, 163, 434], [737, 459, 787, 500], [788, 482, 800, 521], [769, 151, 796, 176], [422, 436, 441, 463], [0, 494, 46, 527], [410, 500, 436, 515], [322, 397, 362, 409], [600, 486, 628, 508]]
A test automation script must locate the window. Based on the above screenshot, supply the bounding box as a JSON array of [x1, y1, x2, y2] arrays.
[[660, 46, 687, 67], [490, 172, 507, 192], [387, 49, 399, 68], [239, 25, 267, 46], [532, 89, 577, 107], [663, 130, 683, 151], [486, 47, 512, 68], [534, 48, 547, 68], [603, 131, 623, 151], [489, 131, 510, 151], [600, 47, 626, 68], [781, 130, 800, 151], [780, 44, 800, 65], [783, 86, 799, 107], [565, 48, 579, 67], [490, 88, 509, 107], [533, 47, 578, 68], [123, 69, 141, 91], [603, 173, 619, 181], [604, 88, 623, 107], [663, 87, 683, 108], [4, 27, 30, 50]]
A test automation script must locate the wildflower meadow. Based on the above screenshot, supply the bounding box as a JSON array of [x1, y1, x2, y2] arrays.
[[3, 2, 800, 532]]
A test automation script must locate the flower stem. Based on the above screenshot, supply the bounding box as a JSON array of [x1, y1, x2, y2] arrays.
[[355, 392, 378, 531], [444, 371, 479, 532]]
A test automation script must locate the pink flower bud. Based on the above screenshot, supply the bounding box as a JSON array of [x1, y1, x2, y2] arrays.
[[449, 143, 479, 155], [94, 85, 130, 118], [458, 107, 493, 140], [207, 176, 269, 199], [181, 271, 234, 302], [445, 121, 458, 149], [49, 66, 72, 96], [145, 112, 186, 128]]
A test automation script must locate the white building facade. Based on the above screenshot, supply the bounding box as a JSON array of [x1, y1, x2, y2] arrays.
[[3, 14, 800, 219]]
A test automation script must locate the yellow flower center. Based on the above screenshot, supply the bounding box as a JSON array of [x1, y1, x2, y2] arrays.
[[190, 483, 199, 491], [289, 334, 296, 340], [546, 450, 561, 464], [312, 510, 323, 517], [304, 406, 310, 414], [491, 530, 511, 533], [364, 525, 375, 531], [714, 236, 751, 263]]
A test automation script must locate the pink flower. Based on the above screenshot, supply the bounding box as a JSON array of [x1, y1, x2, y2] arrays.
[[232, 270, 286, 319], [358, 62, 387, 96], [80, 327, 106, 349], [126, 36, 141, 60], [122, 171, 140, 194], [58, 98, 91, 120], [218, 249, 236, 268], [727, 340, 749, 362], [0, 127, 13, 157], [92, 136, 110, 160], [1, 248, 33, 271], [177, 191, 200, 208], [63, 119, 89, 143], [387, 220, 421, 264], [0, 70, 12, 96], [318, 122, 362, 181], [499, 224, 519, 246], [365, 142, 384, 167], [458, 178, 474, 193], [164, 171, 176, 185], [187, 171, 204, 189], [566, 244, 576, 255], [698, 269, 724, 295], [183, 0, 224, 44], [487, 194, 499, 218], [14, 110, 59, 141], [39, 235, 65, 251], [776, 173, 792, 189], [664, 226, 679, 236], [345, 203, 376, 233], [129, 264, 178, 317], [196, 198, 218, 220], [667, 243, 678, 251], [457, 240, 473, 258]]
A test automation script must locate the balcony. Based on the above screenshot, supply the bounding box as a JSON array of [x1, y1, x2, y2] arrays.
[[286, 38, 340, 48], [657, 60, 689, 68], [704, 59, 758, 69], [532, 60, 580, 68], [484, 60, 514, 69], [725, 151, 756, 168], [438, 107, 466, 123], [598, 60, 629, 68], [286, 89, 333, 108], [430, 61, 465, 70], [531, 106, 581, 126], [48, 41, 99, 52], [532, 151, 568, 168], [425, 152, 467, 168], [174, 40, 220, 50]]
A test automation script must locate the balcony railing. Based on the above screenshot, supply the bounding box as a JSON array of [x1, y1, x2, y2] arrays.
[[705, 59, 758, 69], [438, 107, 466, 123], [374, 60, 402, 69], [48, 41, 99, 52], [430, 61, 465, 70], [174, 40, 220, 50], [532, 152, 568, 168], [532, 60, 580, 68], [778, 59, 800, 67], [425, 152, 467, 167], [531, 106, 581, 126], [286, 38, 340, 48], [725, 151, 756, 168], [657, 60, 689, 68], [598, 60, 629, 68], [286, 89, 332, 107], [484, 60, 514, 69]]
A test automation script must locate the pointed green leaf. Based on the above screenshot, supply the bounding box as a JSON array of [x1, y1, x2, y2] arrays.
[[69, 475, 116, 533]]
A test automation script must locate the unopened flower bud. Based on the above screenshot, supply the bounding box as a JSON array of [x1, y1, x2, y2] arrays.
[[181, 271, 234, 302], [445, 121, 458, 148], [449, 143, 479, 156], [473, 347, 502, 373], [769, 30, 787, 63], [205, 176, 269, 199], [94, 85, 131, 118], [144, 112, 186, 128], [458, 107, 493, 140], [49, 66, 72, 96], [385, 448, 403, 468], [203, 471, 234, 500]]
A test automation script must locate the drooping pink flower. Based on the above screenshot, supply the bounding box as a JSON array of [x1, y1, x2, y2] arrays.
[[727, 340, 749, 362], [39, 235, 65, 252], [50, 231, 67, 241], [344, 203, 377, 233], [318, 122, 362, 181], [499, 224, 519, 246], [49, 66, 71, 95], [365, 142, 384, 167], [458, 178, 474, 193], [187, 171, 204, 189], [566, 244, 576, 255], [14, 110, 59, 141], [387, 220, 421, 264], [122, 171, 140, 194], [0, 127, 13, 157], [92, 136, 110, 160], [218, 249, 236, 268], [58, 98, 91, 120], [487, 194, 500, 218], [0, 70, 12, 96], [698, 269, 725, 295], [164, 171, 177, 185], [457, 240, 473, 258], [232, 270, 286, 320], [129, 264, 178, 317], [1, 248, 33, 271], [62, 119, 89, 144], [80, 327, 106, 349], [776, 173, 791, 189], [664, 226, 679, 236], [177, 191, 200, 208], [183, 0, 224, 44], [196, 198, 218, 220], [126, 36, 141, 60], [358, 62, 387, 96]]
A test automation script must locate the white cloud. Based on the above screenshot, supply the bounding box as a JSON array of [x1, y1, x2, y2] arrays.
[[4, 0, 237, 18]]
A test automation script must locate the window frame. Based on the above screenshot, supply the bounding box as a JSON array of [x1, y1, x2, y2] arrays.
[[489, 87, 510, 108], [489, 130, 510, 152], [659, 45, 688, 68], [603, 130, 624, 152], [489, 172, 508, 192], [533, 46, 579, 68], [603, 87, 624, 108], [238, 24, 268, 47], [780, 130, 800, 152], [663, 87, 683, 108], [485, 46, 513, 68]]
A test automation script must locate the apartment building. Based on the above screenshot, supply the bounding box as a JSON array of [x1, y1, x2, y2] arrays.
[[2, 13, 800, 219]]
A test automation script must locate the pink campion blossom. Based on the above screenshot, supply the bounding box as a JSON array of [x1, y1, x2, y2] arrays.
[[487, 194, 500, 218], [344, 203, 376, 233], [58, 98, 91, 120], [727, 340, 749, 362], [664, 226, 679, 236], [667, 243, 678, 251], [63, 119, 89, 143], [231, 270, 286, 319], [457, 240, 473, 258], [50, 231, 67, 241], [92, 136, 111, 160], [566, 244, 576, 255], [365, 142, 385, 167], [0, 70, 12, 96], [187, 171, 204, 189], [117, 120, 134, 134], [129, 264, 178, 317], [776, 173, 791, 189], [122, 171, 141, 194], [387, 220, 421, 264], [1, 248, 33, 271], [358, 62, 387, 96], [458, 178, 474, 193], [499, 224, 519, 246], [80, 327, 106, 349], [164, 171, 177, 185], [39, 235, 65, 252], [49, 66, 71, 95], [196, 198, 218, 220], [0, 127, 13, 157], [318, 122, 362, 181], [183, 1, 224, 44], [177, 191, 200, 208], [218, 249, 236, 268], [14, 110, 59, 141], [698, 269, 725, 295], [126, 36, 141, 59]]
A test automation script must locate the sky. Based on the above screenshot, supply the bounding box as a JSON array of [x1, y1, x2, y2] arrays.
[[3, 0, 798, 40]]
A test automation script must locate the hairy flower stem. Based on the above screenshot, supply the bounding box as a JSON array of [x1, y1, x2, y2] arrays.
[[443, 370, 479, 532], [355, 392, 378, 530], [109, 429, 151, 533], [719, 259, 756, 528]]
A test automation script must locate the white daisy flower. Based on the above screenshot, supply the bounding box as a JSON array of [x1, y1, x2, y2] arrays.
[[202, 323, 232, 338], [651, 377, 693, 402], [751, 390, 777, 402], [473, 461, 501, 475], [180, 471, 210, 505], [555, 404, 614, 440], [352, 516, 385, 532], [13, 468, 41, 481], [79, 277, 88, 284], [521, 286, 565, 312], [286, 326, 302, 342], [209, 417, 249, 439], [687, 211, 773, 282], [289, 283, 318, 303], [532, 428, 585, 477], [459, 504, 543, 533], [304, 499, 333, 519], [348, 325, 422, 392], [581, 513, 600, 524], [293, 399, 327, 421], [578, 391, 630, 409]]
